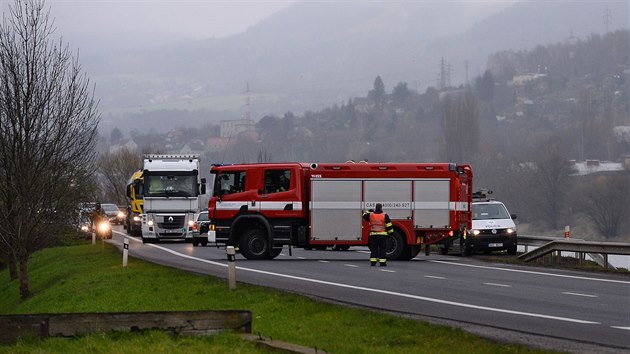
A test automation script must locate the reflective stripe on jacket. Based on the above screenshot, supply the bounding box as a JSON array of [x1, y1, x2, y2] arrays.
[[369, 212, 387, 235]]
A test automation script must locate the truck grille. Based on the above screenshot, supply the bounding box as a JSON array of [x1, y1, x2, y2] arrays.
[[158, 215, 185, 229]]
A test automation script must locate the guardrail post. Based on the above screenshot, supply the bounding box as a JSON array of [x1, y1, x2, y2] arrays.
[[564, 225, 570, 238], [123, 238, 129, 267], [227, 246, 236, 290], [92, 232, 95, 245]]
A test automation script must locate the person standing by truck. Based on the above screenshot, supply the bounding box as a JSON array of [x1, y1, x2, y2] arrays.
[[363, 203, 394, 266]]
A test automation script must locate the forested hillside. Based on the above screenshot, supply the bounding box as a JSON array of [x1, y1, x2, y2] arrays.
[[219, 30, 630, 239], [102, 30, 629, 240]]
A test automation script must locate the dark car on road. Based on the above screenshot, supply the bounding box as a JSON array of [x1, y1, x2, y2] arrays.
[[101, 203, 123, 224], [192, 210, 211, 247]]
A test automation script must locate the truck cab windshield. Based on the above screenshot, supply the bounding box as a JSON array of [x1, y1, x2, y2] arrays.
[[213, 171, 246, 196], [145, 174, 197, 197]]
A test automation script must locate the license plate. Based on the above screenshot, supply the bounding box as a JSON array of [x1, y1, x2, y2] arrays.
[[489, 243, 503, 247], [207, 230, 216, 243], [163, 229, 181, 233]]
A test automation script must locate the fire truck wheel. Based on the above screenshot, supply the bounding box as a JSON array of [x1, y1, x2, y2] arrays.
[[439, 244, 449, 255], [385, 230, 405, 260], [400, 245, 420, 260], [240, 229, 270, 260], [192, 240, 199, 247], [268, 248, 282, 259]]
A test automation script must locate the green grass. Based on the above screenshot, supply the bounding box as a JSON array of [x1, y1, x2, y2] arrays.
[[0, 242, 555, 353]]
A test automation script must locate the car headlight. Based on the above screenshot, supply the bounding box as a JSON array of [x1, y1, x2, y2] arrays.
[[81, 225, 89, 232], [97, 222, 110, 233], [117, 211, 125, 218], [188, 220, 195, 227], [506, 228, 514, 234], [472, 229, 480, 236], [133, 216, 140, 222], [147, 220, 154, 227]]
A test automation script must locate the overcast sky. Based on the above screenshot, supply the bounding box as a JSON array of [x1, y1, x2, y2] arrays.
[[28, 0, 294, 50]]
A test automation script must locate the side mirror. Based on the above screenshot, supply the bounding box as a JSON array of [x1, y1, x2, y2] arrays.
[[511, 214, 517, 220], [200, 178, 207, 194]]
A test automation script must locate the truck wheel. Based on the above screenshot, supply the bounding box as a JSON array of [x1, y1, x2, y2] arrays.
[[385, 230, 405, 260], [192, 240, 199, 247], [201, 240, 208, 247], [268, 247, 282, 259], [399, 244, 420, 260], [333, 245, 350, 251], [240, 229, 270, 260]]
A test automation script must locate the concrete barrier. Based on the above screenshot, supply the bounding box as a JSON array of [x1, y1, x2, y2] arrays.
[[0, 310, 251, 343]]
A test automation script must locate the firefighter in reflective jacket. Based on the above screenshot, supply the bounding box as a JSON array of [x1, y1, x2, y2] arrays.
[[363, 203, 394, 266]]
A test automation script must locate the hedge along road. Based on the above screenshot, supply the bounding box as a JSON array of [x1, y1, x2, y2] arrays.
[[108, 227, 630, 353]]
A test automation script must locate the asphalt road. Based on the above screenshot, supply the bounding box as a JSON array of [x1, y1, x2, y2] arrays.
[[108, 227, 630, 353]]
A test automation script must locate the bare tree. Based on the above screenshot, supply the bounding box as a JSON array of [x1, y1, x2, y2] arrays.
[[575, 173, 630, 238], [97, 148, 142, 205], [441, 90, 479, 163], [522, 137, 574, 229], [0, 0, 99, 298]]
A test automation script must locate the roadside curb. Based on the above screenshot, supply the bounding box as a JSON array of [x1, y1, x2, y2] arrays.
[[241, 333, 328, 354]]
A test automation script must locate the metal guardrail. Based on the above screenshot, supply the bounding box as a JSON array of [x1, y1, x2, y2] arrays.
[[518, 235, 630, 269]]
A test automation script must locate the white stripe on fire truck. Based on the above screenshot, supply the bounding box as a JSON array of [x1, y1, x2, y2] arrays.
[[259, 201, 303, 211], [310, 201, 361, 209], [216, 201, 302, 211]]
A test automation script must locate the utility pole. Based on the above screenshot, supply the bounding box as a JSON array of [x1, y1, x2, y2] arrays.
[[464, 60, 469, 87], [439, 57, 446, 90], [603, 6, 612, 33], [446, 61, 452, 88], [244, 82, 251, 121]]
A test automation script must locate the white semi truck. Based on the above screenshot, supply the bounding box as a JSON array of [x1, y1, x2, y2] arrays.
[[140, 154, 206, 243]]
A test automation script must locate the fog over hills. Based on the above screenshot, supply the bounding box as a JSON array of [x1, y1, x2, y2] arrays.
[[80, 0, 628, 133]]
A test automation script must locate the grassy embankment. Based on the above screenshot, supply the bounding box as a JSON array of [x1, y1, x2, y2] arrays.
[[0, 241, 555, 354]]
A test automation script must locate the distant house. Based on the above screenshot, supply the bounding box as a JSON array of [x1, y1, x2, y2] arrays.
[[510, 73, 547, 86], [613, 126, 630, 143], [569, 160, 625, 176], [180, 139, 206, 155], [109, 139, 138, 154], [206, 137, 230, 152], [219, 119, 255, 139]]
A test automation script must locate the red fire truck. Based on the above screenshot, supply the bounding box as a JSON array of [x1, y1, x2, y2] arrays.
[[207, 162, 473, 260]]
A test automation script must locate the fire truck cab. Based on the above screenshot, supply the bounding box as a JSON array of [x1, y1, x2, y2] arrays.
[[208, 162, 473, 260]]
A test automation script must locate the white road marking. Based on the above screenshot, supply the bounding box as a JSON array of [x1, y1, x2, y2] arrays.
[[344, 264, 359, 268], [297, 256, 306, 259], [611, 326, 630, 331], [318, 260, 330, 263], [430, 260, 630, 284], [380, 269, 396, 273], [117, 233, 601, 325], [356, 250, 370, 254], [484, 282, 512, 288], [425, 275, 446, 280], [562, 292, 597, 298]]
